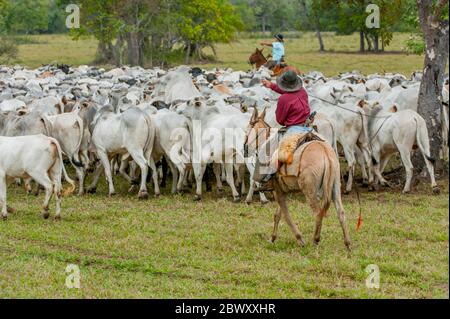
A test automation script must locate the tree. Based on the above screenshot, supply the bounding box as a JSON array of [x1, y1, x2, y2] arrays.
[[298, 0, 331, 52], [2, 0, 50, 34], [0, 0, 17, 64], [414, 0, 449, 170], [178, 0, 243, 62], [333, 0, 404, 52]]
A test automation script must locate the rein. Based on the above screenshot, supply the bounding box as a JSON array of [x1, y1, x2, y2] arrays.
[[308, 94, 392, 119]]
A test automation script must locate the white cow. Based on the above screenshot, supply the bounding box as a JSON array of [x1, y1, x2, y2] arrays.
[[180, 96, 249, 202], [87, 106, 158, 198], [310, 98, 372, 192], [362, 102, 438, 194], [148, 109, 192, 194], [0, 134, 75, 219], [46, 111, 87, 195], [0, 99, 26, 112]]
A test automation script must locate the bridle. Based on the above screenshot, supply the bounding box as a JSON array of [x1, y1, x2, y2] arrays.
[[249, 50, 267, 69], [244, 118, 272, 156]]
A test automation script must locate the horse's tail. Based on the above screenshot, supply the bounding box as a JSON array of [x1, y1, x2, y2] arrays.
[[316, 142, 337, 216]]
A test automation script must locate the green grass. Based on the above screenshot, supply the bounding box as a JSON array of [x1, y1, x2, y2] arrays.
[[11, 33, 427, 76], [0, 174, 448, 298]]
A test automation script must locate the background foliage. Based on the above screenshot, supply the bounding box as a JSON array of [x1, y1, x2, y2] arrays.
[[0, 0, 447, 66]]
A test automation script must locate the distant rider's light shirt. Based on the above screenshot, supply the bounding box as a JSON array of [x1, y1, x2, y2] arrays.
[[272, 42, 285, 62]]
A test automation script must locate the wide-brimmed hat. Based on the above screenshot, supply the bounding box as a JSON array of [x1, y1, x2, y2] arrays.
[[274, 34, 284, 42], [276, 70, 303, 92]]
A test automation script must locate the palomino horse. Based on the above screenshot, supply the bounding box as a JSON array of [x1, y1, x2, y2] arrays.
[[248, 48, 301, 76], [244, 108, 351, 250]]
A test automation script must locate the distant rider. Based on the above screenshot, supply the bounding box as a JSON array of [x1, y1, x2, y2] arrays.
[[260, 34, 285, 69]]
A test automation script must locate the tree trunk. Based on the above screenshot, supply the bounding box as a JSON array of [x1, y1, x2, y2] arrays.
[[112, 35, 124, 67], [184, 42, 191, 64], [359, 31, 365, 52], [374, 34, 379, 52], [413, 0, 449, 172], [126, 32, 141, 66], [95, 41, 113, 64], [314, 15, 325, 52], [365, 33, 373, 51]]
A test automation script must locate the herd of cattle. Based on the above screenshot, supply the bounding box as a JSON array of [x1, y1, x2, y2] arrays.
[[0, 64, 448, 219]]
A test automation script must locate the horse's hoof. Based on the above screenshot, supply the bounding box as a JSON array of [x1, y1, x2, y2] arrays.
[[233, 196, 241, 203], [296, 236, 306, 247], [345, 242, 352, 252], [432, 186, 441, 195], [87, 187, 97, 194], [42, 210, 50, 219], [193, 195, 202, 201], [138, 191, 149, 200]]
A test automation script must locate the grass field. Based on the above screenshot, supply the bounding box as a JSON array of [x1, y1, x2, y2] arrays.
[[1, 32, 448, 299], [11, 33, 426, 77], [0, 173, 448, 298]]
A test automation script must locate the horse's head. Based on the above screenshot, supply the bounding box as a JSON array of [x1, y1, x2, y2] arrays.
[[248, 48, 266, 67], [243, 107, 271, 157]]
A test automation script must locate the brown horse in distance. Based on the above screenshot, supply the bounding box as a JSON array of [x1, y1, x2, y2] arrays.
[[248, 48, 301, 76]]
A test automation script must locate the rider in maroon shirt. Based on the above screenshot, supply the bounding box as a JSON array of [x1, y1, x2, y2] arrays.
[[262, 70, 310, 130]]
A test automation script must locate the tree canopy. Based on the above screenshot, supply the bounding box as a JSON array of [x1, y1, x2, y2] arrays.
[[0, 0, 438, 66]]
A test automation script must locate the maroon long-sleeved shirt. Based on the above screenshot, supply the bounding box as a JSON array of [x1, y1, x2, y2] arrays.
[[270, 83, 310, 127]]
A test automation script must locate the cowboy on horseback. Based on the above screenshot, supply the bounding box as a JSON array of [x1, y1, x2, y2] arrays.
[[254, 70, 311, 185], [260, 34, 285, 69]]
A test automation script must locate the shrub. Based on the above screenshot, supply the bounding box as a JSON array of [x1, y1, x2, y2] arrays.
[[405, 36, 425, 55], [0, 36, 18, 64]]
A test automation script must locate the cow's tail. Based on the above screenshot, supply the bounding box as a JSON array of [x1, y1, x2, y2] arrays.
[[50, 137, 76, 196], [173, 121, 191, 167], [142, 111, 156, 164], [71, 115, 84, 168], [414, 115, 435, 164]]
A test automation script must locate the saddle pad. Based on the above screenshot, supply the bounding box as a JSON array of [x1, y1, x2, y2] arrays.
[[277, 132, 324, 165]]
